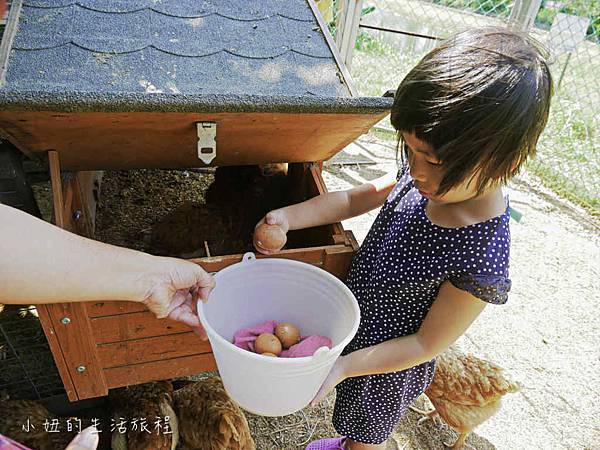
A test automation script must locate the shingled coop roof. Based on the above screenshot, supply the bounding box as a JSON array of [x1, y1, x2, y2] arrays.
[[0, 0, 391, 169], [0, 0, 391, 113]]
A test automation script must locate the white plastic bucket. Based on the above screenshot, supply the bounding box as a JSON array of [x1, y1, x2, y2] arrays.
[[198, 253, 360, 416]]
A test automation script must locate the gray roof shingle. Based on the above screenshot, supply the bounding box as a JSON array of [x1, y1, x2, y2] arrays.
[[5, 1, 345, 96], [0, 0, 393, 113]]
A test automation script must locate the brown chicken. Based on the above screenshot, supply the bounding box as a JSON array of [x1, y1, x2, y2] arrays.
[[414, 347, 521, 449], [173, 377, 255, 450], [205, 163, 289, 212], [150, 163, 290, 258], [0, 394, 87, 450], [109, 381, 179, 450], [205, 163, 290, 238]]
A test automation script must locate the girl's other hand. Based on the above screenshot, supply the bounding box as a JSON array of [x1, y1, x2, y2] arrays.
[[254, 210, 290, 255], [140, 259, 216, 339], [309, 355, 349, 407]]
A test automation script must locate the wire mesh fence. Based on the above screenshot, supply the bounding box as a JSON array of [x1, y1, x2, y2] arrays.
[[0, 305, 66, 401], [528, 4, 599, 213], [319, 0, 599, 216]]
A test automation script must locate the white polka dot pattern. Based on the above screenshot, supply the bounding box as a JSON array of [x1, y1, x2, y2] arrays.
[[331, 167, 511, 444]]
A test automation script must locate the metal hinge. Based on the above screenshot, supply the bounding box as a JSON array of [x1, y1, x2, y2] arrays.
[[197, 122, 217, 164]]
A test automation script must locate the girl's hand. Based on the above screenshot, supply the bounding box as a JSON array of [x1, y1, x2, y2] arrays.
[[309, 355, 349, 407], [141, 258, 216, 339], [254, 209, 290, 255]]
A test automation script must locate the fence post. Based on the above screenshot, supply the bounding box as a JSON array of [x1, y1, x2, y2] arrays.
[[334, 0, 345, 47], [336, 0, 363, 69], [509, 0, 543, 31]]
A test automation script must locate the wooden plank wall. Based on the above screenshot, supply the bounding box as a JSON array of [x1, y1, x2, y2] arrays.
[[87, 303, 216, 389]]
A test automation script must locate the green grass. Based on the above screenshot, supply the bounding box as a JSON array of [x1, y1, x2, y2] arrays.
[[349, 0, 600, 217], [529, 96, 599, 214]]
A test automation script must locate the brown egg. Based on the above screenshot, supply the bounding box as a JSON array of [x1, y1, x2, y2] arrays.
[[261, 352, 278, 357], [254, 333, 282, 356], [253, 223, 287, 252], [275, 322, 301, 349]]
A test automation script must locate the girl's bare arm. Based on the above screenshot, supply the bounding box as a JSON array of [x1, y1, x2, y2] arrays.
[[268, 170, 398, 232], [341, 281, 487, 377]]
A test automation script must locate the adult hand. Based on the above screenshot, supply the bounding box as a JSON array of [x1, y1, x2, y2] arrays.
[[254, 210, 290, 255], [64, 426, 99, 450], [309, 355, 349, 407], [141, 258, 215, 338]]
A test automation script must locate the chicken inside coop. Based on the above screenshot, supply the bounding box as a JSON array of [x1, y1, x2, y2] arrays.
[[149, 164, 289, 258], [1, 378, 254, 450], [0, 394, 80, 450], [94, 163, 329, 258], [411, 346, 521, 450]]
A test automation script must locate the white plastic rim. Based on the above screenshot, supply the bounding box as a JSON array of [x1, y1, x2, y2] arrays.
[[198, 253, 360, 416]]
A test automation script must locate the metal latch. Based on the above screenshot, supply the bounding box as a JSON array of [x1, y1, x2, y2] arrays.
[[197, 122, 217, 164]]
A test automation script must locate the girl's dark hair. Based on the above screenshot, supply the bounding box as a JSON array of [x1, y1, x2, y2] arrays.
[[391, 27, 553, 195]]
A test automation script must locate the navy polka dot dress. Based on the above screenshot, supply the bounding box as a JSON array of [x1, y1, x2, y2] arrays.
[[332, 167, 511, 444]]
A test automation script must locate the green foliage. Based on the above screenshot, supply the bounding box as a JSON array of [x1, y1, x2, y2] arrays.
[[328, 3, 376, 39], [431, 0, 511, 17], [536, 7, 557, 28], [361, 5, 376, 17], [428, 0, 599, 41], [355, 31, 389, 54], [536, 0, 599, 42]]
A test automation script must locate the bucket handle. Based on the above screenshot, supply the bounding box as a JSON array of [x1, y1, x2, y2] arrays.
[[311, 346, 330, 363], [242, 252, 256, 262]]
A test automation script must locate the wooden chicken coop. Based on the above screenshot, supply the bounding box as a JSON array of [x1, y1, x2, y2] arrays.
[[0, 0, 392, 402]]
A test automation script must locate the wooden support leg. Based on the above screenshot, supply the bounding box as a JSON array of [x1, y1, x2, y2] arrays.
[[48, 151, 65, 228], [34, 151, 108, 401]]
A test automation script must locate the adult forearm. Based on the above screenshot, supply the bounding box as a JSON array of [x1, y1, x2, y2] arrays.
[[0, 204, 161, 304], [343, 333, 435, 378]]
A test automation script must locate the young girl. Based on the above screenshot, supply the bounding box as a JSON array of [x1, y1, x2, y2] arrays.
[[255, 27, 552, 450]]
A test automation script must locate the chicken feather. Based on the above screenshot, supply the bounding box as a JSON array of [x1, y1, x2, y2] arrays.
[[426, 347, 521, 407], [416, 347, 521, 449], [174, 376, 255, 450], [0, 398, 77, 450], [109, 381, 178, 450]]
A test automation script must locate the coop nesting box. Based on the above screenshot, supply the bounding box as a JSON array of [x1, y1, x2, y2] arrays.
[[0, 0, 392, 401]]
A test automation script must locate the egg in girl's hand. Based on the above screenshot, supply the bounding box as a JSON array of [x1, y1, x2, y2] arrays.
[[253, 223, 287, 252], [255, 333, 282, 356], [275, 322, 301, 349]]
